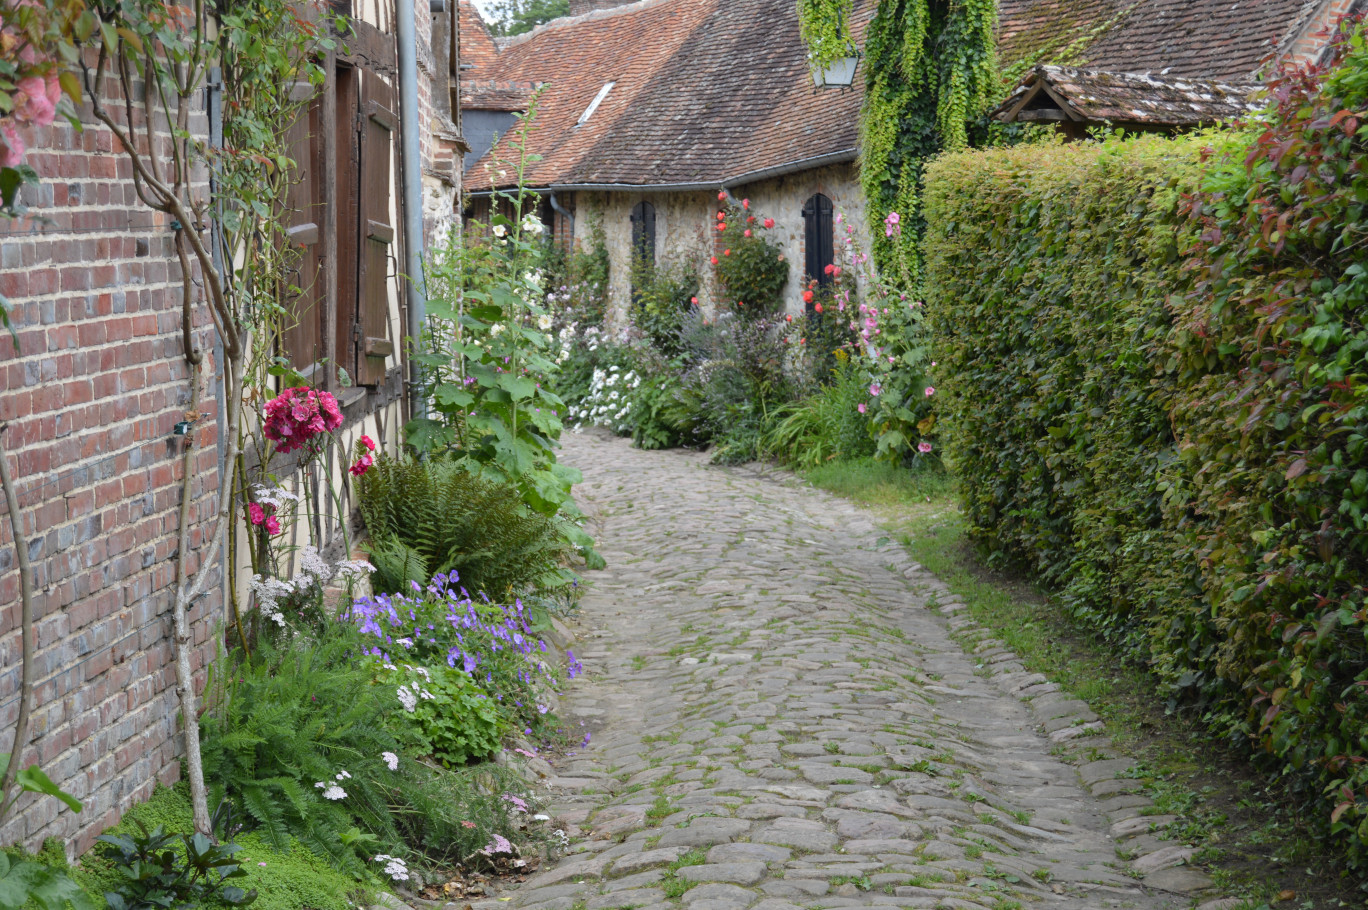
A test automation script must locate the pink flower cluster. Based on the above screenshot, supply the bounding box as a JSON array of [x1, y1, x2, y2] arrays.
[[349, 434, 377, 477], [249, 502, 281, 536], [1, 9, 64, 170], [263, 387, 343, 454]]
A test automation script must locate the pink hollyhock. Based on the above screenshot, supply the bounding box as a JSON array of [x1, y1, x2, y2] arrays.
[[924, 386, 935, 397], [857, 403, 866, 414], [884, 211, 901, 238], [869, 382, 882, 396], [918, 441, 933, 454]]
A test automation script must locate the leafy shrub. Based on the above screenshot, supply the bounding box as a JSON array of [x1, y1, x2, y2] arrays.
[[713, 201, 789, 318], [922, 23, 1368, 866], [357, 455, 571, 598], [630, 259, 698, 357], [201, 629, 531, 871], [377, 663, 503, 767], [97, 804, 256, 910]]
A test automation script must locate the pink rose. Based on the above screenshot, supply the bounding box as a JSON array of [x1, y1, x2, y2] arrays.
[[264, 515, 281, 535], [14, 76, 56, 127], [249, 503, 266, 525]]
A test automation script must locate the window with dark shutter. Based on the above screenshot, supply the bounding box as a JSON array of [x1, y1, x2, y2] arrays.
[[282, 85, 325, 375], [354, 69, 397, 387], [629, 200, 655, 301], [803, 193, 834, 293]]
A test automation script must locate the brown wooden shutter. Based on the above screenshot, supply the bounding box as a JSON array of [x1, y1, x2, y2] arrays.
[[282, 85, 325, 374], [355, 69, 396, 387]]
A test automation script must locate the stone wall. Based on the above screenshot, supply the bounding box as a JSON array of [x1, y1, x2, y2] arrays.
[[570, 162, 872, 325], [0, 67, 221, 857]]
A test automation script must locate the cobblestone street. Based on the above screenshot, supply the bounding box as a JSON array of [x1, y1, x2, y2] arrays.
[[506, 431, 1219, 910]]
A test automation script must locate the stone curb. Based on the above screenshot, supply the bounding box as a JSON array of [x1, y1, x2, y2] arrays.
[[894, 556, 1221, 901]]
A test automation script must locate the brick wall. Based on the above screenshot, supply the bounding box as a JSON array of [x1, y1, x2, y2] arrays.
[[0, 68, 222, 857], [1283, 0, 1362, 67]]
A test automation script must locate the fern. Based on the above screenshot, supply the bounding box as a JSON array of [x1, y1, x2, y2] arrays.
[[357, 456, 569, 597]]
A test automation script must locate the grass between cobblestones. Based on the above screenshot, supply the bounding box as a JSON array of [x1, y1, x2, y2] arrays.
[[802, 458, 1365, 910]]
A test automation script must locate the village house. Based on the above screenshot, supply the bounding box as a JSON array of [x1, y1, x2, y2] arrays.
[[0, 0, 464, 854], [459, 0, 1359, 322]]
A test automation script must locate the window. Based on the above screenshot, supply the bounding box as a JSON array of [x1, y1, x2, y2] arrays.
[[577, 82, 615, 126], [280, 60, 397, 388], [802, 193, 834, 297], [630, 200, 656, 268]]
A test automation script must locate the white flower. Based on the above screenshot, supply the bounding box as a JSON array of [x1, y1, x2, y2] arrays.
[[382, 751, 399, 771], [315, 782, 347, 800], [252, 485, 300, 510], [397, 685, 418, 712], [492, 223, 507, 238], [521, 214, 544, 234], [490, 323, 505, 337], [537, 314, 553, 330], [335, 770, 351, 780], [294, 545, 332, 591], [249, 575, 294, 614], [335, 559, 374, 580], [374, 855, 410, 882]]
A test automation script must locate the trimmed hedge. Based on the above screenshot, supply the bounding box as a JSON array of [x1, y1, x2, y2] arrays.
[[924, 29, 1368, 862]]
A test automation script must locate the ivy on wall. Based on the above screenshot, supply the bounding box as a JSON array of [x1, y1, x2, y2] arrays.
[[800, 0, 997, 280]]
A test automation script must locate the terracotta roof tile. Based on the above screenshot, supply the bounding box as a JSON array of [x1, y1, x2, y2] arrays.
[[458, 0, 502, 72], [466, 0, 871, 188], [461, 80, 541, 110], [993, 64, 1261, 124]]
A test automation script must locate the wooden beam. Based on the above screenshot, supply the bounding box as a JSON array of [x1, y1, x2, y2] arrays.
[[1016, 109, 1071, 121], [322, 50, 339, 394]]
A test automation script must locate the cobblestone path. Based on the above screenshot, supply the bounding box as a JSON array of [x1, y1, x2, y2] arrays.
[[511, 431, 1216, 910]]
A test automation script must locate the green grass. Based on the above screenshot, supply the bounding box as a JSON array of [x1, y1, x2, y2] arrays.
[[805, 457, 953, 506], [71, 784, 370, 910]]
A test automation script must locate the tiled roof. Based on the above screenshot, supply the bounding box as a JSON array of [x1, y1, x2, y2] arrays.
[[466, 0, 870, 189], [1080, 0, 1323, 80], [458, 0, 502, 72], [464, 0, 1342, 188], [992, 65, 1261, 125], [461, 80, 541, 111]]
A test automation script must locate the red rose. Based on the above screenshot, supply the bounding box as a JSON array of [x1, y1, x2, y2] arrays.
[[710, 256, 719, 265], [717, 190, 727, 201], [690, 296, 699, 305], [716, 223, 726, 232], [815, 302, 823, 313], [803, 290, 814, 303], [744, 229, 752, 238], [785, 314, 793, 322], [824, 264, 835, 275], [724, 249, 731, 256], [716, 211, 725, 220]]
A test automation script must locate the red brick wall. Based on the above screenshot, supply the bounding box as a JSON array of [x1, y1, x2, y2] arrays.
[[0, 71, 222, 857], [1285, 0, 1358, 67]]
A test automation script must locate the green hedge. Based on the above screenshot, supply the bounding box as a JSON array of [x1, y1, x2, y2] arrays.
[[924, 30, 1368, 863]]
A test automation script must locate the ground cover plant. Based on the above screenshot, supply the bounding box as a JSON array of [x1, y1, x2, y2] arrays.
[[922, 22, 1368, 870]]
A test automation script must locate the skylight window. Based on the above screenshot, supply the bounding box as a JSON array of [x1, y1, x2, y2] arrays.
[[577, 82, 615, 126]]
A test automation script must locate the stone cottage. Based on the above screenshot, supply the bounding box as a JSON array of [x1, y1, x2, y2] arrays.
[[0, 0, 464, 855], [459, 0, 875, 321], [460, 0, 1361, 321]]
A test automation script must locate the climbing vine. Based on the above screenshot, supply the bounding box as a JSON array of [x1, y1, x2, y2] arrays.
[[800, 0, 996, 279], [855, 0, 996, 279]]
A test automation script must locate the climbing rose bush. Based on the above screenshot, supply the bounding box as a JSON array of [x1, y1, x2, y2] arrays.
[[263, 386, 344, 454]]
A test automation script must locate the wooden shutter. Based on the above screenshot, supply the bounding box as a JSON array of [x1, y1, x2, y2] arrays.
[[803, 193, 834, 291], [282, 85, 325, 373], [355, 69, 397, 387], [630, 200, 656, 267]]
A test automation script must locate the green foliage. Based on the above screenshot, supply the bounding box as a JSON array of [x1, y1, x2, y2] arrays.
[[200, 630, 525, 871], [378, 664, 504, 768], [858, 0, 998, 277], [71, 786, 368, 910], [96, 805, 257, 910], [923, 25, 1368, 867], [356, 455, 571, 597], [630, 260, 698, 357], [713, 203, 789, 318], [797, 0, 854, 70], [482, 0, 569, 37], [0, 850, 93, 910], [761, 355, 876, 469]]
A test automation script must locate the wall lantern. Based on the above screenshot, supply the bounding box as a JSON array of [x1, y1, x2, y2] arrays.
[[812, 49, 860, 89]]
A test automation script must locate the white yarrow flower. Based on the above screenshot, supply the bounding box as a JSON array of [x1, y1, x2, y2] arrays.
[[382, 751, 399, 771]]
